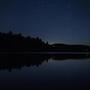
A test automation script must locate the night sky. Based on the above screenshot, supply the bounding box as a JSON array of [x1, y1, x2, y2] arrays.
[[0, 0, 90, 44]]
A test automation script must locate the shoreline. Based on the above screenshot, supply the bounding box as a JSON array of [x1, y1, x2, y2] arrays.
[[0, 51, 89, 54]]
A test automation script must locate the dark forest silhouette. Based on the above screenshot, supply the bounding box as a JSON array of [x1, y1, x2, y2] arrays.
[[0, 31, 90, 52], [0, 31, 49, 52]]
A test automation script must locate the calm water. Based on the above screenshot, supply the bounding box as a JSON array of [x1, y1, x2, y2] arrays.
[[0, 54, 90, 90]]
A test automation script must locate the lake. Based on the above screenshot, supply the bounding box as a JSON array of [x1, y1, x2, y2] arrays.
[[0, 53, 89, 90]]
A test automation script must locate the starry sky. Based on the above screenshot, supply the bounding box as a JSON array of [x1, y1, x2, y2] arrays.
[[0, 0, 90, 44]]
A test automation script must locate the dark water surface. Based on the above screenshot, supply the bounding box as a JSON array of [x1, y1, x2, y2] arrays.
[[0, 53, 90, 90]]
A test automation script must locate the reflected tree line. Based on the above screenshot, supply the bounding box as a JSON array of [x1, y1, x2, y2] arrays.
[[0, 54, 50, 72], [0, 53, 89, 71]]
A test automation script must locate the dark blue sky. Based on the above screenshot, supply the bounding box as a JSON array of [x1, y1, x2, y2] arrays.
[[0, 0, 90, 44]]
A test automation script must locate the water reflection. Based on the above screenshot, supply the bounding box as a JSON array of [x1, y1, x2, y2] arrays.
[[0, 53, 89, 71], [0, 53, 89, 89]]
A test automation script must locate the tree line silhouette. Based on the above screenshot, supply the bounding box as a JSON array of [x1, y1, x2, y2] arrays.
[[0, 31, 90, 52], [0, 31, 50, 52], [51, 43, 90, 52]]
